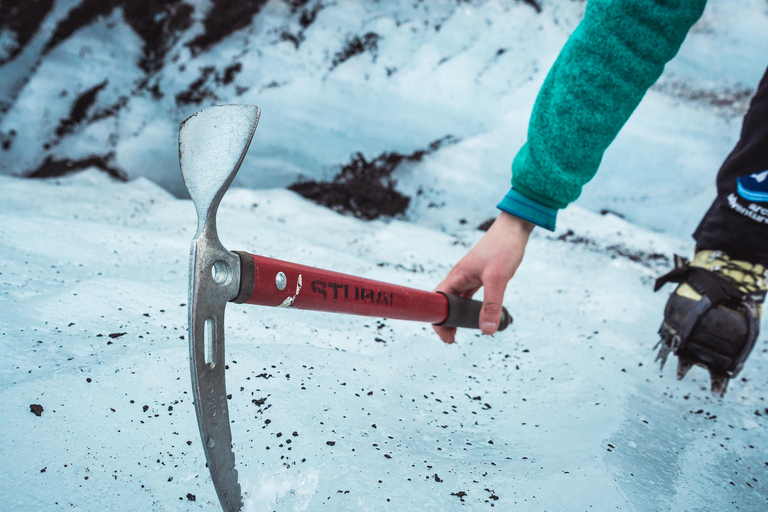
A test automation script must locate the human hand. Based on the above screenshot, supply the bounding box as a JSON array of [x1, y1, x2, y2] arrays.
[[433, 211, 534, 344]]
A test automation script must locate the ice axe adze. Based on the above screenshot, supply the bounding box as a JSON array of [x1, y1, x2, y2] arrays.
[[179, 104, 512, 512]]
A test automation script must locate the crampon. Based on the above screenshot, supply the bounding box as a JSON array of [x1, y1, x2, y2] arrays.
[[654, 251, 766, 396]]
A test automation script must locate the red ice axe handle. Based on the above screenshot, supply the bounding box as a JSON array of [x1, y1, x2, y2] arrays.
[[232, 252, 511, 331]]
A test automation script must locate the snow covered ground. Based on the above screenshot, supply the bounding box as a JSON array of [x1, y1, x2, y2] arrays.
[[2, 0, 768, 511], [1, 169, 767, 511]]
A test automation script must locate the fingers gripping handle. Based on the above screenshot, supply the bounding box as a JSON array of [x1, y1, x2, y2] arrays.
[[434, 292, 512, 331]]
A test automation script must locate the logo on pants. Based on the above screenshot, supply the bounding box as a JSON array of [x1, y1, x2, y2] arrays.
[[737, 170, 768, 203]]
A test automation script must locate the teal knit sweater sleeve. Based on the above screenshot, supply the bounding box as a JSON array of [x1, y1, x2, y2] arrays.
[[500, 0, 707, 228]]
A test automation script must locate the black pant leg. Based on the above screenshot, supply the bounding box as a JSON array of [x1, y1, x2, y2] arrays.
[[693, 65, 768, 265]]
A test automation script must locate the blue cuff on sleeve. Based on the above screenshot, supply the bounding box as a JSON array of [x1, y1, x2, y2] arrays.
[[497, 188, 557, 232]]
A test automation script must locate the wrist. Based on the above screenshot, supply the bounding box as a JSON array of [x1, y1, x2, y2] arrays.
[[496, 211, 535, 237], [497, 188, 557, 231]]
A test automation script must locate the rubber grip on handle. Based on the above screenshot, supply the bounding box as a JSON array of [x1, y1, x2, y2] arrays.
[[434, 292, 512, 331]]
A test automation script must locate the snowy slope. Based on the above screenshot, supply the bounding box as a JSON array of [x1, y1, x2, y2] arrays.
[[1, 171, 767, 511], [2, 1, 768, 511], [1, 0, 767, 239]]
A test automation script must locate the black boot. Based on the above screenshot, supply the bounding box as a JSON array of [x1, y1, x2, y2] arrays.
[[655, 250, 766, 396]]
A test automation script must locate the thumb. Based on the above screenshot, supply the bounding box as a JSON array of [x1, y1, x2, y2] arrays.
[[479, 276, 507, 335]]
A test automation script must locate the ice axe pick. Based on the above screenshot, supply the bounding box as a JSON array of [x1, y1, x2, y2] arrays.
[[179, 104, 512, 512]]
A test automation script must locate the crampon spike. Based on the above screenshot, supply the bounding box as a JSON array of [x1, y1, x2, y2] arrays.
[[655, 331, 680, 371], [676, 357, 694, 380], [709, 371, 729, 397]]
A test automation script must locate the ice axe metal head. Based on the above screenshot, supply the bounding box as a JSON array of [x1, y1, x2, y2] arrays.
[[179, 103, 512, 512], [179, 104, 260, 512]]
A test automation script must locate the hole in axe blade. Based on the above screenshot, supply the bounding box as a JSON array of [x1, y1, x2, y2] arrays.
[[211, 260, 232, 285], [204, 317, 216, 368]]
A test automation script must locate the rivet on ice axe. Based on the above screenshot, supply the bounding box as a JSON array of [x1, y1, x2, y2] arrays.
[[179, 104, 512, 512]]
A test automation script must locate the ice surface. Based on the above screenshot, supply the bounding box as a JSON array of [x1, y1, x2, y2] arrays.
[[1, 170, 766, 511], [2, 1, 768, 510]]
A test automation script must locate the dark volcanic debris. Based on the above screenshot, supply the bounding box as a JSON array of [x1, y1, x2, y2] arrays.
[[290, 150, 409, 220], [555, 229, 669, 268], [298, 2, 323, 28], [187, 0, 269, 54], [30, 404, 44, 416], [0, 129, 16, 151], [45, 0, 117, 53], [330, 32, 380, 70], [27, 154, 127, 181], [176, 62, 243, 105], [289, 135, 459, 220], [284, 0, 312, 13], [123, 0, 194, 75], [522, 0, 543, 14], [220, 62, 242, 86], [0, 0, 55, 65], [280, 31, 304, 49], [90, 95, 130, 123], [56, 81, 108, 137], [45, 0, 194, 75], [175, 66, 217, 106], [47, 81, 130, 155], [280, 1, 324, 49], [477, 217, 495, 231], [653, 81, 755, 113]]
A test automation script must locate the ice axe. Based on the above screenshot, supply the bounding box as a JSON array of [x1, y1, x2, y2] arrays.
[[179, 104, 511, 512]]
